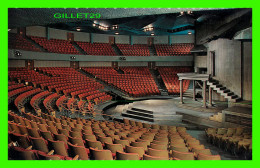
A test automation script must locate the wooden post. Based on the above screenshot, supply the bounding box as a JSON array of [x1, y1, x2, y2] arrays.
[[193, 80, 196, 101], [208, 87, 213, 107], [202, 80, 207, 108], [179, 80, 183, 104]]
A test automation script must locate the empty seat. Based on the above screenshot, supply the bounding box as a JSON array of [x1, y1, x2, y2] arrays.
[[172, 150, 194, 160], [147, 148, 169, 159], [116, 151, 140, 160], [125, 145, 145, 158], [104, 142, 124, 155], [9, 146, 37, 160], [131, 141, 148, 151], [48, 139, 69, 156], [29, 136, 49, 153], [89, 147, 113, 160], [197, 153, 221, 160], [68, 142, 89, 160], [114, 139, 130, 148], [143, 154, 169, 160], [86, 139, 103, 150], [150, 143, 168, 150]]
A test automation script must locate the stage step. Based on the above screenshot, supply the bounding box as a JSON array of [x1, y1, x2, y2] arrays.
[[122, 112, 154, 122], [131, 107, 153, 114], [126, 109, 153, 118]]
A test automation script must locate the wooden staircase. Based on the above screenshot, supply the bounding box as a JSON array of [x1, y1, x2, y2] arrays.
[[207, 79, 241, 102]]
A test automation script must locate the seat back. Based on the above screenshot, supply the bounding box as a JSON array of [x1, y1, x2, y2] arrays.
[[54, 133, 68, 144], [10, 146, 37, 160], [172, 146, 189, 153], [89, 147, 113, 160], [86, 139, 103, 150], [29, 136, 49, 153], [143, 154, 169, 160], [69, 136, 85, 147], [68, 142, 89, 160], [125, 145, 145, 158], [83, 134, 97, 141], [116, 151, 140, 160], [11, 133, 31, 148], [37, 151, 62, 160], [131, 141, 148, 151], [114, 139, 130, 148], [172, 150, 194, 160], [105, 142, 124, 154], [147, 148, 169, 158], [197, 153, 221, 160], [150, 143, 168, 150], [48, 139, 68, 156], [40, 131, 53, 141], [98, 136, 113, 144]]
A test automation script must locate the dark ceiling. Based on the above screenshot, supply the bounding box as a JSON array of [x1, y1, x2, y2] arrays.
[[8, 8, 248, 36]]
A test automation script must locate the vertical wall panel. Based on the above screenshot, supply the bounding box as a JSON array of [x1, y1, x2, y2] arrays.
[[92, 33, 109, 43], [133, 36, 148, 44], [243, 42, 252, 100], [8, 60, 25, 67], [34, 61, 70, 67], [115, 35, 130, 44], [156, 62, 192, 66], [171, 35, 195, 43], [208, 38, 242, 97], [79, 61, 112, 67], [118, 62, 147, 67], [154, 36, 168, 44], [49, 28, 67, 40], [74, 32, 90, 42], [26, 26, 46, 37]]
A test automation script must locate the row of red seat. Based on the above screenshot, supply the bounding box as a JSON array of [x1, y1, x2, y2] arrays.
[[30, 36, 80, 54], [9, 33, 194, 56], [117, 44, 150, 56], [14, 88, 42, 112], [155, 43, 194, 56], [82, 67, 160, 97], [158, 67, 191, 94], [43, 93, 60, 115], [8, 33, 41, 52], [30, 91, 52, 113], [76, 41, 116, 56]]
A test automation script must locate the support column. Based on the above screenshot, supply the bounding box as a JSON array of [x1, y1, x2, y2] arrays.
[[90, 33, 93, 44], [193, 80, 196, 101], [208, 87, 213, 107], [179, 80, 183, 104], [130, 35, 133, 45], [46, 27, 50, 40], [168, 35, 172, 45], [202, 80, 207, 108]]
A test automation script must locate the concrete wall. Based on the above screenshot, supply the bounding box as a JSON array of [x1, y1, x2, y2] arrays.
[[154, 36, 168, 44], [156, 61, 193, 66], [171, 34, 195, 43], [207, 38, 242, 97], [194, 56, 207, 68], [34, 60, 70, 67], [133, 36, 148, 44], [26, 26, 46, 37], [115, 35, 130, 44], [242, 42, 252, 100], [92, 33, 109, 43], [79, 61, 111, 67], [74, 32, 90, 42], [118, 62, 147, 67], [9, 28, 17, 34], [8, 60, 25, 67], [49, 28, 67, 40]]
